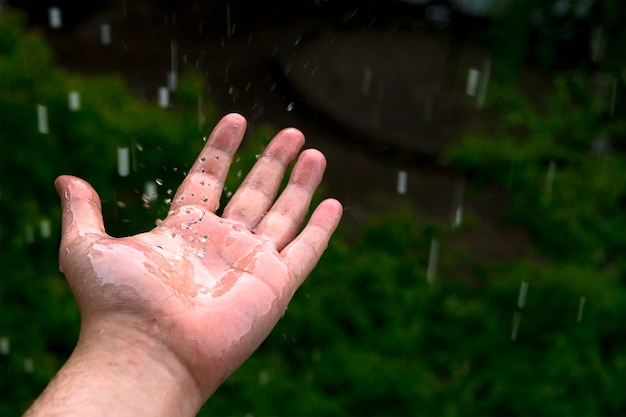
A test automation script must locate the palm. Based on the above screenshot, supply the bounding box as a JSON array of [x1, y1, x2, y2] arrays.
[[55, 114, 342, 390]]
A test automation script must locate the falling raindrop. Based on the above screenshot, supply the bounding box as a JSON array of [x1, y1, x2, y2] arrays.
[[287, 102, 294, 112], [68, 91, 81, 111], [576, 296, 587, 323], [117, 147, 130, 177], [0, 336, 9, 355], [396, 170, 407, 194], [48, 7, 62, 29], [143, 181, 158, 203], [155, 178, 164, 186], [37, 105, 49, 134], [158, 87, 170, 108], [517, 281, 529, 309], [426, 238, 438, 284], [169, 39, 178, 91], [100, 23, 111, 45], [168, 71, 178, 92], [40, 219, 51, 239], [466, 68, 480, 97], [226, 2, 233, 38], [511, 311, 522, 341]]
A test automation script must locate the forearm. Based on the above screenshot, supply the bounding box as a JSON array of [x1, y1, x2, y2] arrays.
[[24, 318, 204, 417]]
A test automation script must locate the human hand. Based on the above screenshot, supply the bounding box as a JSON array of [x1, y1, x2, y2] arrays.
[[27, 113, 342, 417]]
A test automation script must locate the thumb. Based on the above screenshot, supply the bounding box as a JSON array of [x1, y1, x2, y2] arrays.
[[55, 175, 107, 243]]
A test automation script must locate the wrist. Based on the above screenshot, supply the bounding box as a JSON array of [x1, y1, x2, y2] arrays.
[[25, 316, 204, 417]]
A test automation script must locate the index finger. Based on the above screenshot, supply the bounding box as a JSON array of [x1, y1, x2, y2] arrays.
[[170, 113, 246, 214]]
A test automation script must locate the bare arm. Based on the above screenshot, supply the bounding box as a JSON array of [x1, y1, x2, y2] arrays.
[[25, 113, 342, 417]]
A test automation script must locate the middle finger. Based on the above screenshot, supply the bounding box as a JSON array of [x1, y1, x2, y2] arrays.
[[222, 127, 304, 229]]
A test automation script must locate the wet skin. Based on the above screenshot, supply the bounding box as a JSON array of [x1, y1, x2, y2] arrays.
[[49, 113, 343, 409]]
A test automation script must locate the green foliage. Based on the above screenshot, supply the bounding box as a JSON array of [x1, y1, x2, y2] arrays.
[[2, 6, 625, 417], [443, 74, 626, 272], [201, 212, 626, 416]]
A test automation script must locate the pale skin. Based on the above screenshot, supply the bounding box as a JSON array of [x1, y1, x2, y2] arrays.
[[25, 113, 343, 417]]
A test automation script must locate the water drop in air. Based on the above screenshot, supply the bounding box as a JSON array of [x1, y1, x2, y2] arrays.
[[0, 337, 9, 355], [40, 219, 51, 239], [466, 68, 479, 97], [517, 281, 529, 309], [37, 105, 49, 134], [49, 7, 62, 28], [511, 311, 522, 341], [143, 181, 158, 203], [287, 102, 294, 112], [396, 170, 407, 194], [155, 178, 164, 186], [426, 238, 438, 284], [117, 147, 130, 177], [158, 86, 170, 108], [100, 23, 111, 45], [68, 91, 81, 111]]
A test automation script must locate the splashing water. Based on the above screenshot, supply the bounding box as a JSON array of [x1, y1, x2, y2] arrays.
[[143, 182, 158, 203]]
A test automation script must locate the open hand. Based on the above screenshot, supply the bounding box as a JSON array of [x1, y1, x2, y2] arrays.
[[53, 113, 342, 404]]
